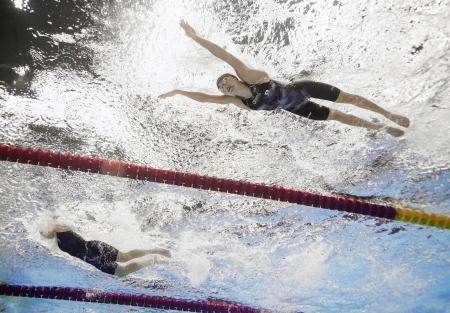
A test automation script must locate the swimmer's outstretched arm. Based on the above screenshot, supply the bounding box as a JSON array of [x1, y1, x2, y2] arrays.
[[180, 20, 269, 84], [159, 89, 250, 110]]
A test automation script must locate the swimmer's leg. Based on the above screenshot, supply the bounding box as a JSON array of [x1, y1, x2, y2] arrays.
[[327, 109, 404, 137], [335, 91, 410, 127], [117, 248, 171, 262], [114, 255, 170, 277]]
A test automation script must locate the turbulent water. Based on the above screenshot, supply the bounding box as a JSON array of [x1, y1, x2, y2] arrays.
[[1, 0, 449, 312]]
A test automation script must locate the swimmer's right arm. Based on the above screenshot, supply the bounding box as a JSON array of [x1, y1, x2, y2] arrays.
[[159, 89, 250, 110]]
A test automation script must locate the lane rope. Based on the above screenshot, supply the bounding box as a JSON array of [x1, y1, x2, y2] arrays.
[[0, 143, 448, 229], [0, 283, 269, 312]]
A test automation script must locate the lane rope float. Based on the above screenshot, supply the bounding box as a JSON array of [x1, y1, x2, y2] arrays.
[[0, 143, 448, 229], [0, 283, 270, 312]]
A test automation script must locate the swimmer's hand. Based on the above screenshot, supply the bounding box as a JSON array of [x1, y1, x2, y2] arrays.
[[180, 20, 197, 39], [158, 89, 179, 99]]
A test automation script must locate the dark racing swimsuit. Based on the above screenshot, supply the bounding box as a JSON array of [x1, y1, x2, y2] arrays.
[[56, 231, 119, 275], [242, 80, 340, 120]]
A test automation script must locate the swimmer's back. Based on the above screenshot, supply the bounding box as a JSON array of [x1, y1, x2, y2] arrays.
[[56, 230, 87, 259]]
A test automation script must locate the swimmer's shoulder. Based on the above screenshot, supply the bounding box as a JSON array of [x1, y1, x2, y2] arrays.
[[53, 224, 72, 233]]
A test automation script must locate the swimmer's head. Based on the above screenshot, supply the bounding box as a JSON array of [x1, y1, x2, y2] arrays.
[[216, 73, 241, 96], [39, 228, 55, 239]]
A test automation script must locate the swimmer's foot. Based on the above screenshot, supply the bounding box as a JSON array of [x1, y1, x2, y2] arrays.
[[386, 113, 410, 128], [382, 126, 404, 137], [153, 248, 171, 258]]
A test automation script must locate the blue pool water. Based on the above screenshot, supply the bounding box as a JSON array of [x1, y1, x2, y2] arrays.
[[1, 0, 449, 312]]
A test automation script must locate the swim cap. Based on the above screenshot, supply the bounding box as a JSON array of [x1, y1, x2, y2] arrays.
[[216, 73, 238, 89]]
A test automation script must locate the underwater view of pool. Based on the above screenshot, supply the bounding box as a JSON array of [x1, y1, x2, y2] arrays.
[[1, 0, 449, 312]]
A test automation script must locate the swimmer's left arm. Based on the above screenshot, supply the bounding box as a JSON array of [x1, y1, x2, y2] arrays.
[[180, 20, 269, 84]]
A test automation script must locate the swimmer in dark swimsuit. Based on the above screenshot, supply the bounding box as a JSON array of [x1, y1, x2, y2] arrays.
[[159, 20, 410, 137], [40, 224, 171, 277]]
